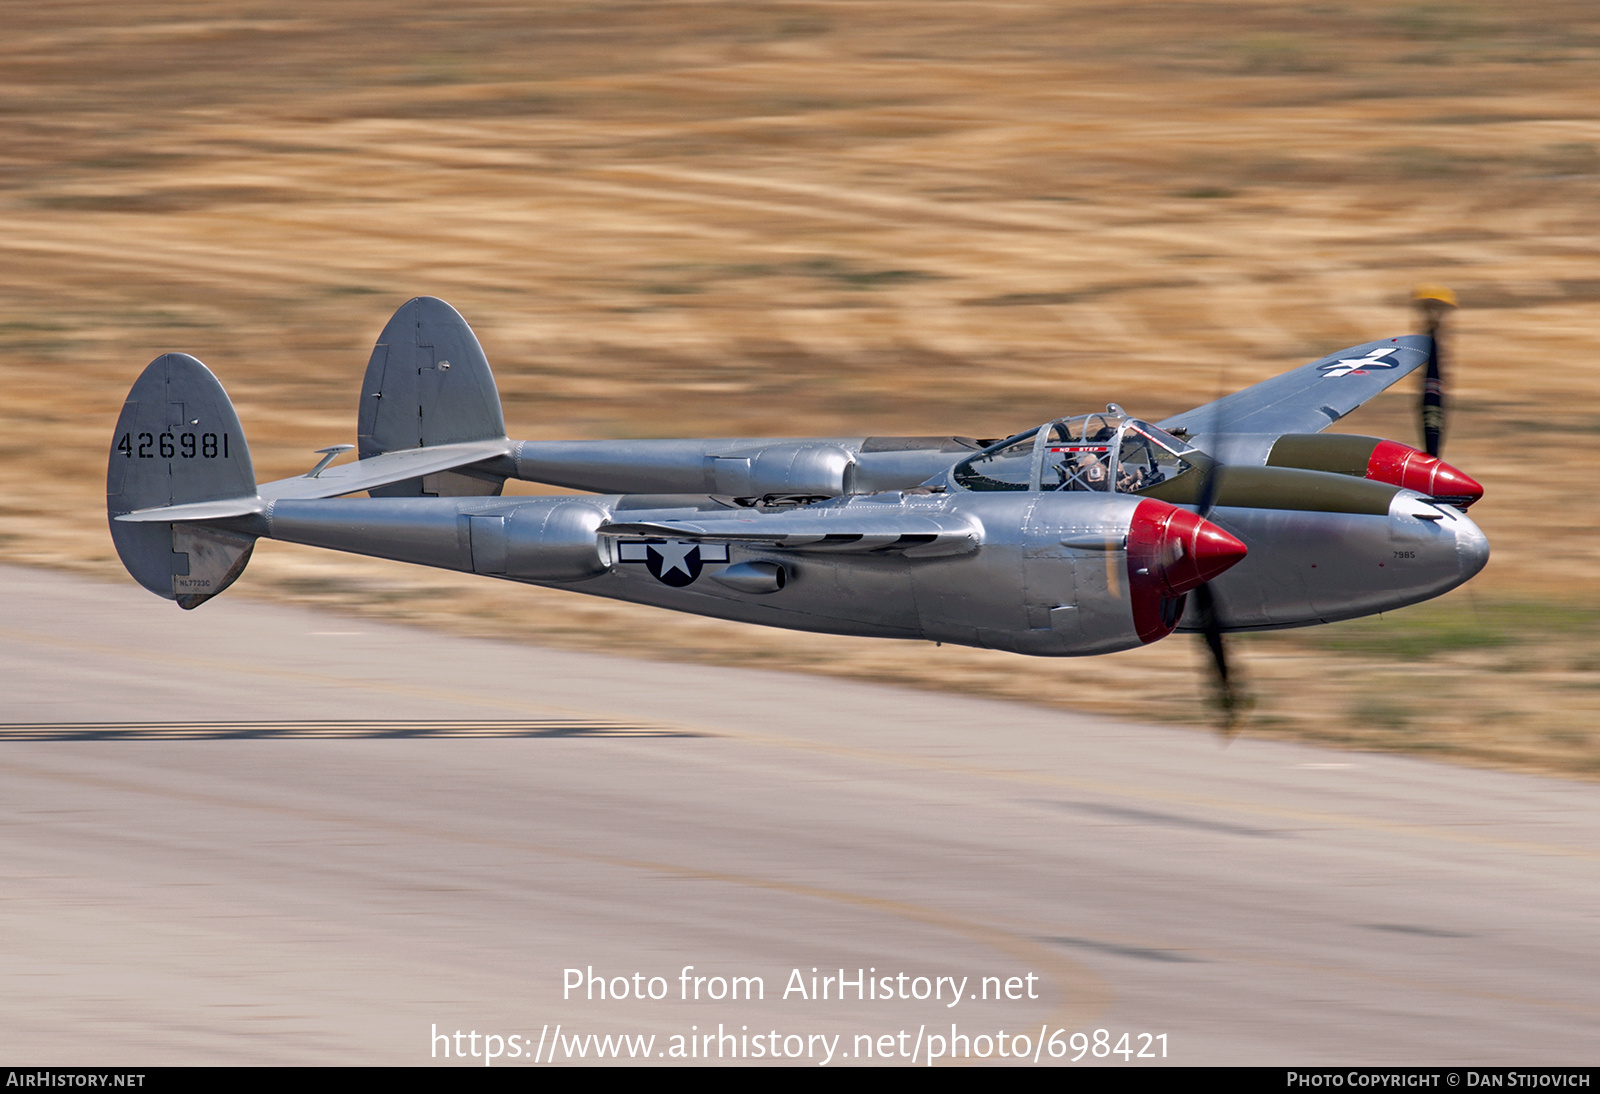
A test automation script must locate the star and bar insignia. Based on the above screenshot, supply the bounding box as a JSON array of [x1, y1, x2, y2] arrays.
[[617, 540, 729, 587], [1318, 347, 1405, 377]]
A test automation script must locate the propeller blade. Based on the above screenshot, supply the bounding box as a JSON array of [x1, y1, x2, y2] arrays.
[[1191, 375, 1247, 734], [1412, 284, 1457, 459], [1421, 326, 1444, 458], [1194, 451, 1221, 521], [1194, 377, 1227, 521], [1191, 582, 1244, 736]]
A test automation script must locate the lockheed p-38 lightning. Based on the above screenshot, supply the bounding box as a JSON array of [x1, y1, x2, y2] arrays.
[[107, 297, 1487, 713]]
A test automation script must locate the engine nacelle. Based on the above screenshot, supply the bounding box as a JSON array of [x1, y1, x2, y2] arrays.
[[471, 500, 609, 582], [1267, 433, 1482, 507], [707, 443, 856, 499], [262, 497, 610, 583]]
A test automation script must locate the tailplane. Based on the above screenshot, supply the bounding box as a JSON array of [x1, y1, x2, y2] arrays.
[[107, 353, 257, 608]]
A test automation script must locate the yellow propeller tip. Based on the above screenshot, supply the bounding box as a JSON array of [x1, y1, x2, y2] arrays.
[[1411, 283, 1458, 308]]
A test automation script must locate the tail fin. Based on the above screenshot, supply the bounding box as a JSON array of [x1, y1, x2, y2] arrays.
[[107, 353, 257, 608], [357, 297, 508, 497]]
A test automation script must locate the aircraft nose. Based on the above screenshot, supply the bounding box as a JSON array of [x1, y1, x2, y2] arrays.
[[1452, 508, 1491, 581], [1389, 493, 1490, 595]]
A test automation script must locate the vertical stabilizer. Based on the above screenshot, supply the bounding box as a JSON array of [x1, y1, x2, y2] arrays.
[[357, 297, 508, 497], [107, 353, 257, 607]]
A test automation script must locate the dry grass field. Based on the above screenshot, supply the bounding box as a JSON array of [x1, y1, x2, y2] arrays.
[[3, 1, 1599, 775]]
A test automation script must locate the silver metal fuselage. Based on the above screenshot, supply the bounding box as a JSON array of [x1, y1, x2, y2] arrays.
[[248, 484, 1487, 657]]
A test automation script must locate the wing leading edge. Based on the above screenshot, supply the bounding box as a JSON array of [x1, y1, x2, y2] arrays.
[[115, 438, 513, 523], [1157, 335, 1430, 438], [600, 505, 980, 558]]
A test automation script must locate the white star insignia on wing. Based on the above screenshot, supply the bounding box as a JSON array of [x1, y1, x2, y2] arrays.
[[1323, 348, 1398, 377]]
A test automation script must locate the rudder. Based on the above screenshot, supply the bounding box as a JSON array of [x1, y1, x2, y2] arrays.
[[107, 353, 257, 608], [357, 297, 507, 497]]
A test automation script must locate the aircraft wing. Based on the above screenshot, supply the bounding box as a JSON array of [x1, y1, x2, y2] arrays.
[[599, 505, 981, 558], [1157, 335, 1431, 437]]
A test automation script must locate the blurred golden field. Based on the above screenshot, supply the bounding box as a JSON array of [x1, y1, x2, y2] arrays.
[[3, 1, 1599, 775]]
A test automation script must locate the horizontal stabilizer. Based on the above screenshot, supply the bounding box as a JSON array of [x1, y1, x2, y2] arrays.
[[115, 497, 264, 523], [117, 437, 516, 522], [258, 438, 514, 501]]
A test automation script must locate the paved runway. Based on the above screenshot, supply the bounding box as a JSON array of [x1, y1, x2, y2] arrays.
[[2, 564, 1597, 1065]]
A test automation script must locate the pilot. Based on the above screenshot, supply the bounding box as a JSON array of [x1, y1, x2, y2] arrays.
[[1073, 448, 1108, 488]]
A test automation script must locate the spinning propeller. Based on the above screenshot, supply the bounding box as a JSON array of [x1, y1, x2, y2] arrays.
[[1188, 285, 1462, 734], [1413, 284, 1457, 458], [1190, 413, 1246, 736]]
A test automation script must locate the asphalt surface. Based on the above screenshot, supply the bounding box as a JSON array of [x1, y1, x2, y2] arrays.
[[2, 564, 1597, 1066]]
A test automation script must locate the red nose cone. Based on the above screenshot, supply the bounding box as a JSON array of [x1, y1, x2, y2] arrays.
[[1127, 500, 1249, 644], [1428, 462, 1484, 508], [1129, 500, 1249, 598], [1156, 511, 1248, 596], [1188, 519, 1249, 589], [1366, 440, 1484, 508]]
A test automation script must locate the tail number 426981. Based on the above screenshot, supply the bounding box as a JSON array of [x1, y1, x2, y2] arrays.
[[116, 432, 229, 459]]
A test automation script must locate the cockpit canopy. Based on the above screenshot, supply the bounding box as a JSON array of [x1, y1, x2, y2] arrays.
[[951, 410, 1196, 494]]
